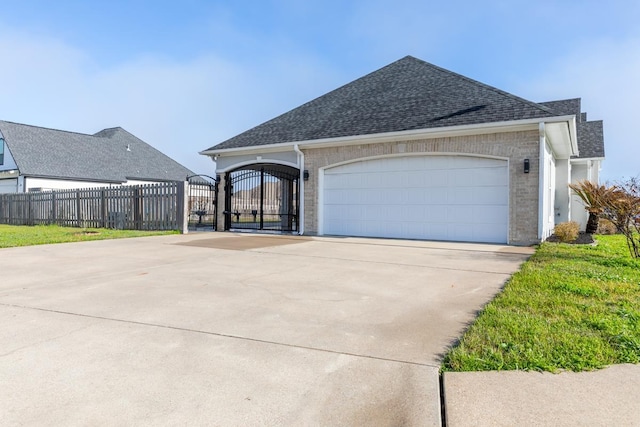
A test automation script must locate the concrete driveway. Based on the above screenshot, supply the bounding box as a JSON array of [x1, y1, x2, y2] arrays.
[[0, 233, 533, 426]]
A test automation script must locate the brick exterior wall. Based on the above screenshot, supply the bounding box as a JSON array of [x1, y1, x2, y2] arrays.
[[302, 130, 541, 245]]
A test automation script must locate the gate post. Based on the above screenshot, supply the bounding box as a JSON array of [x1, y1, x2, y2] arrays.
[[177, 181, 189, 234], [216, 174, 227, 232]]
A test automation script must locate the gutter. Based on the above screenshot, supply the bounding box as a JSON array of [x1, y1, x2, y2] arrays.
[[200, 116, 574, 158], [19, 173, 125, 184], [293, 144, 304, 235]]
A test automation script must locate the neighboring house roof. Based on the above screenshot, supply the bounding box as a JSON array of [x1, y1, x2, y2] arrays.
[[0, 121, 194, 182], [206, 55, 558, 151]]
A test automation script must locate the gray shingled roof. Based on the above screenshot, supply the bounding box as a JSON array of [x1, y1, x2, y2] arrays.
[[0, 121, 194, 182], [206, 55, 557, 151], [206, 57, 605, 161], [539, 99, 581, 117], [539, 98, 605, 159], [576, 121, 605, 158]]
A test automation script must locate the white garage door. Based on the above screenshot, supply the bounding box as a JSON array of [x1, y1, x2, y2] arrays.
[[321, 155, 508, 243], [0, 178, 17, 194]]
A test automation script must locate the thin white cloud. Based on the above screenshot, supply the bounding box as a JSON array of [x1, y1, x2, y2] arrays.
[[2, 8, 637, 183], [516, 37, 640, 181], [0, 26, 342, 175]]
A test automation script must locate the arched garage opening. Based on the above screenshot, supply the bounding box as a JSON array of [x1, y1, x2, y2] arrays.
[[224, 163, 299, 232], [320, 155, 509, 243]]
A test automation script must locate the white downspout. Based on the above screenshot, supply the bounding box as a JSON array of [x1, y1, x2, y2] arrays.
[[294, 144, 304, 235], [538, 122, 546, 240]]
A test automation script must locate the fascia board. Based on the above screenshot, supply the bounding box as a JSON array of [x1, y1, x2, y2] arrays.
[[20, 173, 125, 184], [544, 115, 579, 159], [570, 157, 605, 163], [200, 142, 297, 157], [202, 117, 549, 157]]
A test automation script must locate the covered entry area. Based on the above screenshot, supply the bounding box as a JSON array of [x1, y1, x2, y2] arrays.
[[320, 155, 509, 243], [224, 163, 299, 232]]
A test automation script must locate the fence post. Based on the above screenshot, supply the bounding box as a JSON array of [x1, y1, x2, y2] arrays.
[[76, 191, 82, 228], [101, 189, 107, 228], [133, 188, 142, 230], [27, 193, 32, 226], [177, 181, 188, 234], [51, 192, 57, 225]]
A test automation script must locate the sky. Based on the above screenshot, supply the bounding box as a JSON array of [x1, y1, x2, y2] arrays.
[[0, 0, 638, 182]]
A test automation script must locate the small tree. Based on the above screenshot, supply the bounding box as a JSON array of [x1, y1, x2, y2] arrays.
[[569, 180, 616, 234], [601, 177, 640, 258]]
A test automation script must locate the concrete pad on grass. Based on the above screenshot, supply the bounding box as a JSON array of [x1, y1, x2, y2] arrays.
[[443, 365, 640, 426]]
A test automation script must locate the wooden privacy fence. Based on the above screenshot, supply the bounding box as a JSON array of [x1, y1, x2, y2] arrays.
[[0, 182, 187, 231]]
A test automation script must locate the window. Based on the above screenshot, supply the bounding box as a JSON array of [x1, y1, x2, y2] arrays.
[[0, 138, 4, 165]]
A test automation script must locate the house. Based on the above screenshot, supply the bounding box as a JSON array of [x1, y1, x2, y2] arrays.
[[200, 56, 605, 245], [0, 121, 195, 193]]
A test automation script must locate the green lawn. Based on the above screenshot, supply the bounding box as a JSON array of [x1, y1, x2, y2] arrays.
[[443, 234, 640, 372], [0, 224, 178, 248]]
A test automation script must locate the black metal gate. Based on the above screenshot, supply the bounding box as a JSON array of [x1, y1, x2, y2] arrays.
[[187, 175, 217, 231], [225, 164, 299, 232]]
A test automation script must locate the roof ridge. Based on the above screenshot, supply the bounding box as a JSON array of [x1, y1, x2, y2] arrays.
[[541, 97, 581, 103], [538, 98, 583, 118], [0, 120, 97, 137], [95, 126, 125, 133], [93, 126, 128, 138], [205, 55, 564, 151], [98, 127, 193, 173], [406, 57, 556, 115], [256, 55, 556, 128], [255, 57, 416, 124], [226, 56, 442, 132]]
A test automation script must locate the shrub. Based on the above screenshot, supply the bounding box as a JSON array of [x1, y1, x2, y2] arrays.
[[569, 181, 616, 234], [596, 218, 618, 235], [601, 177, 640, 258], [554, 221, 580, 243]]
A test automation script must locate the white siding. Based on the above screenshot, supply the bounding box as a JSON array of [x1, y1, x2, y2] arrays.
[[554, 159, 571, 224], [24, 177, 114, 192], [22, 178, 177, 192], [0, 140, 18, 172], [570, 163, 590, 231]]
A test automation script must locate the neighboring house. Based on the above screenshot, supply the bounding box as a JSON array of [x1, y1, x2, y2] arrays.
[[0, 121, 195, 193], [201, 56, 605, 245]]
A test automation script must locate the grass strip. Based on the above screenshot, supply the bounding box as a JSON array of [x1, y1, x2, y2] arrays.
[[443, 234, 640, 372], [0, 224, 178, 248]]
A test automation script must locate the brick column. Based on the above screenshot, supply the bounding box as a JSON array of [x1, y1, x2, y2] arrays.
[[215, 174, 227, 232]]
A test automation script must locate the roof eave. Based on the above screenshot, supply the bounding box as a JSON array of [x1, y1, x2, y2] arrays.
[[19, 173, 126, 184], [571, 156, 605, 163], [202, 117, 559, 158], [125, 176, 186, 183], [543, 115, 579, 159]]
